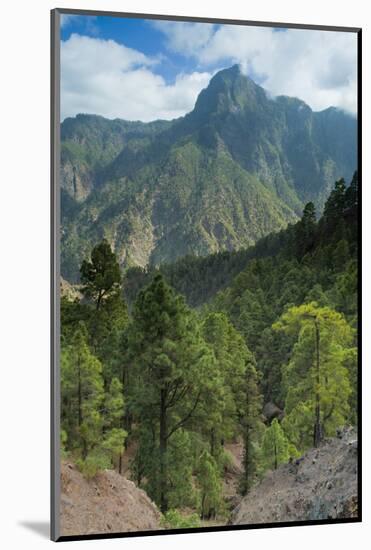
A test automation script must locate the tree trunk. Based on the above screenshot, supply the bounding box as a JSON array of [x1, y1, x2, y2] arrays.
[[159, 387, 168, 513], [243, 387, 251, 493], [201, 493, 206, 519], [77, 355, 88, 459], [313, 320, 322, 447], [242, 428, 250, 494], [96, 290, 103, 310], [77, 355, 82, 428], [122, 362, 131, 449], [274, 439, 278, 470], [210, 428, 216, 457]]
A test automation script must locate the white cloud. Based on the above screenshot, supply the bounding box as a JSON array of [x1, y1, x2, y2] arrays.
[[60, 14, 99, 35], [60, 14, 74, 28], [155, 23, 357, 115], [61, 34, 213, 121], [61, 25, 357, 122], [151, 21, 215, 57]]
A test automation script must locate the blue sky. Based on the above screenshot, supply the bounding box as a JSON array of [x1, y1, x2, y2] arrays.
[[60, 14, 357, 122], [61, 15, 199, 84]]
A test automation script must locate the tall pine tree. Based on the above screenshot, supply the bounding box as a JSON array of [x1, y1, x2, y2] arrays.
[[274, 302, 354, 449], [80, 239, 121, 310], [261, 419, 290, 471], [127, 274, 214, 512]]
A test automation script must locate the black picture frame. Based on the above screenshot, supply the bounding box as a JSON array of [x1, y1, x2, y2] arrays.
[[51, 7, 362, 542]]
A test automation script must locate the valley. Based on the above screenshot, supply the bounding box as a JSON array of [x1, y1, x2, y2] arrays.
[[59, 65, 358, 534], [60, 65, 356, 281]]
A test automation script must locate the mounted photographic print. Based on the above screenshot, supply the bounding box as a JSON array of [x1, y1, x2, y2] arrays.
[[51, 8, 361, 542]]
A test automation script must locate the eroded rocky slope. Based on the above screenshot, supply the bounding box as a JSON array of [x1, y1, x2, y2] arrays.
[[230, 428, 358, 525], [60, 461, 161, 536]]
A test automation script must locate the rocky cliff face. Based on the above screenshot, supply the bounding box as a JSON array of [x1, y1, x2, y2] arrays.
[[230, 427, 358, 525], [60, 66, 357, 281], [60, 461, 161, 536]]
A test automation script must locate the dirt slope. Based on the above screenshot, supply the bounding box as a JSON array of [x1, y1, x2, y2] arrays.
[[230, 427, 358, 525], [60, 461, 161, 536]]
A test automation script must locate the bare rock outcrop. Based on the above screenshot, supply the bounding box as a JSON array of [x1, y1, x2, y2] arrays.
[[262, 402, 284, 423], [60, 461, 161, 536], [230, 427, 358, 525]]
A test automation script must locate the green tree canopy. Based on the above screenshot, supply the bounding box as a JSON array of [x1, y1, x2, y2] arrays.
[[239, 358, 264, 494], [295, 201, 317, 256], [196, 450, 224, 519], [201, 313, 250, 453], [80, 239, 121, 310], [61, 323, 104, 459], [274, 302, 355, 449], [261, 418, 290, 471], [127, 274, 214, 512]]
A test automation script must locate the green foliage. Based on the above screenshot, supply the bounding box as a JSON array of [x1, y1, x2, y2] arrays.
[[60, 67, 356, 281], [160, 510, 201, 529], [166, 430, 198, 509], [196, 451, 224, 519], [201, 313, 252, 449], [102, 428, 127, 466], [76, 451, 111, 479], [261, 419, 291, 471], [60, 429, 68, 458], [80, 239, 121, 309], [294, 202, 317, 257], [103, 378, 127, 466], [323, 178, 347, 227], [61, 321, 128, 475], [104, 377, 124, 427], [59, 167, 358, 523], [274, 302, 354, 449], [61, 324, 104, 457], [239, 359, 264, 494], [127, 274, 214, 512], [60, 244, 131, 477]]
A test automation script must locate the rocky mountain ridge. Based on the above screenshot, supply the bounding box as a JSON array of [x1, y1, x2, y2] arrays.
[[60, 65, 357, 281]]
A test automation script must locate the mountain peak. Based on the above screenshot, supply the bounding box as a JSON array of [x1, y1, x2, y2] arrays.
[[190, 65, 263, 120], [212, 63, 242, 80]]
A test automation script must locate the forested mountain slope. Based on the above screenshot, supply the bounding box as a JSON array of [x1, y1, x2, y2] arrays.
[[60, 65, 356, 281], [120, 172, 358, 412], [123, 173, 358, 313], [60, 173, 358, 526]]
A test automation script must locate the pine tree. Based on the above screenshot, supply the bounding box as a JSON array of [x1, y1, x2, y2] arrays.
[[239, 359, 264, 495], [80, 239, 121, 310], [196, 450, 223, 519], [261, 418, 290, 471], [329, 260, 357, 319], [344, 171, 358, 211], [274, 302, 354, 449], [61, 323, 104, 459], [295, 202, 317, 257], [302, 202, 316, 226], [201, 313, 249, 457], [255, 326, 293, 404], [104, 377, 124, 426], [88, 294, 128, 371], [103, 377, 127, 470], [128, 274, 214, 512], [332, 239, 350, 271], [323, 178, 347, 232], [166, 430, 197, 509]]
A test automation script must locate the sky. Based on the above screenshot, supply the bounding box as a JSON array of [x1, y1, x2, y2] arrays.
[[60, 14, 358, 122]]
